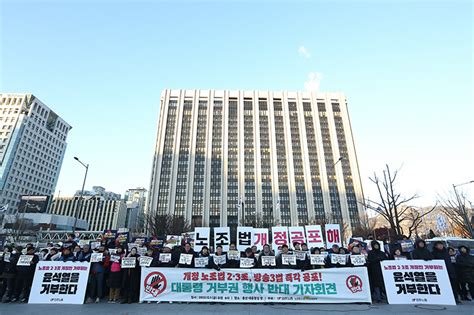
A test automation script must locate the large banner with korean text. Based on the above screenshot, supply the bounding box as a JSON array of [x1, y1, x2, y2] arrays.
[[140, 267, 371, 303], [381, 260, 455, 305], [29, 261, 90, 304]]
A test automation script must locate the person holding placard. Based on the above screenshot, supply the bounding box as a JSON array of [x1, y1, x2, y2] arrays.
[[257, 244, 275, 269], [276, 244, 297, 269], [225, 243, 240, 268], [108, 246, 125, 303], [309, 247, 326, 270], [327, 245, 343, 268], [86, 245, 109, 304], [12, 246, 38, 303], [212, 245, 227, 268], [77, 244, 92, 262], [197, 246, 220, 270], [240, 248, 257, 269], [348, 244, 367, 268], [178, 243, 196, 268], [296, 243, 310, 271], [121, 247, 141, 304], [155, 246, 177, 267], [367, 240, 387, 303]]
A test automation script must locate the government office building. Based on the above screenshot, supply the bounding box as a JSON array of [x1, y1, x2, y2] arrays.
[[0, 93, 71, 213], [148, 89, 365, 232]]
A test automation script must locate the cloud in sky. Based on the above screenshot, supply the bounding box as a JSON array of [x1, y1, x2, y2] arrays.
[[304, 72, 323, 92], [298, 45, 311, 59]]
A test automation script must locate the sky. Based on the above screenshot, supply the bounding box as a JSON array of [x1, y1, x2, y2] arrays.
[[1, 0, 473, 207]]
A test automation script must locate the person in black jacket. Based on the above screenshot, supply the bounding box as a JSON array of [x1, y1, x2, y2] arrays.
[[178, 243, 197, 268], [121, 247, 141, 304], [411, 239, 433, 260], [367, 240, 387, 303], [154, 246, 177, 267], [198, 247, 220, 270], [431, 241, 459, 302], [241, 248, 258, 269], [456, 245, 474, 301], [13, 246, 39, 302], [0, 246, 16, 302]]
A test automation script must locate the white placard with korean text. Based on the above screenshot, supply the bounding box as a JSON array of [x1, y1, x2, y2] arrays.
[[381, 260, 455, 305], [29, 261, 90, 304]]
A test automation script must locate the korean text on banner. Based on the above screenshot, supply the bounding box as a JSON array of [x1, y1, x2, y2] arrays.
[[253, 228, 268, 251], [272, 226, 289, 247], [194, 228, 210, 252], [214, 227, 230, 252], [325, 224, 342, 248], [140, 267, 372, 304], [288, 227, 306, 248], [381, 260, 455, 305], [29, 261, 90, 304], [237, 227, 253, 252], [305, 225, 325, 248]]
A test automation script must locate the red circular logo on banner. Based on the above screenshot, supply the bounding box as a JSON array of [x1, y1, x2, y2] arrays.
[[346, 275, 363, 293], [144, 272, 167, 297]]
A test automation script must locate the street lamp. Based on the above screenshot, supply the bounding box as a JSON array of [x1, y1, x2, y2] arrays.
[[452, 180, 474, 238], [333, 156, 343, 167], [72, 157, 89, 233]]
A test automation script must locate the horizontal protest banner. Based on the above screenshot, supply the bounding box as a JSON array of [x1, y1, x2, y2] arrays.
[[381, 260, 455, 305], [140, 267, 371, 303], [29, 261, 90, 304]]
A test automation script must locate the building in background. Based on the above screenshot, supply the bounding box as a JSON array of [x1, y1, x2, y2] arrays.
[[75, 185, 121, 200], [148, 89, 365, 231], [0, 93, 71, 214], [49, 186, 126, 231], [124, 187, 147, 233]]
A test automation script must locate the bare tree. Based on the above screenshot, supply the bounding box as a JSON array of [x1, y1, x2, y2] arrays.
[[403, 205, 437, 239], [438, 190, 473, 238], [365, 165, 432, 239], [352, 210, 377, 238], [145, 211, 191, 238]]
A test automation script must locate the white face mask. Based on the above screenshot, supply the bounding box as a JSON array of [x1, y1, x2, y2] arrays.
[[12, 251, 17, 254]]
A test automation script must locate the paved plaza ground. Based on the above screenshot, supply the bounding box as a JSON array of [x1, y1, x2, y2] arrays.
[[1, 301, 473, 315]]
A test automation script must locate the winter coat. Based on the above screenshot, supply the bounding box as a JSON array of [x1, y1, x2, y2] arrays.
[[456, 246, 474, 283], [177, 248, 197, 268], [367, 241, 387, 288], [16, 254, 39, 278], [77, 250, 92, 262], [411, 240, 433, 260], [432, 247, 456, 278]]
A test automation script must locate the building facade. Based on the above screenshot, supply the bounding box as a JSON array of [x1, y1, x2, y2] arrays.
[[124, 187, 147, 233], [49, 186, 126, 231], [148, 89, 365, 231], [0, 93, 71, 213]]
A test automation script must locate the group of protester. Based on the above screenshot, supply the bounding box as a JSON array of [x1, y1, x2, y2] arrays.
[[0, 233, 473, 305]]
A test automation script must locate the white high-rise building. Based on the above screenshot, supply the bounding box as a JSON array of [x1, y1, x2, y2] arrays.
[[148, 89, 365, 231], [0, 93, 71, 213]]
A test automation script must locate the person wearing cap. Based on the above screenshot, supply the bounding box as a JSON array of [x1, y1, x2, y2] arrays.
[[12, 246, 39, 303]]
